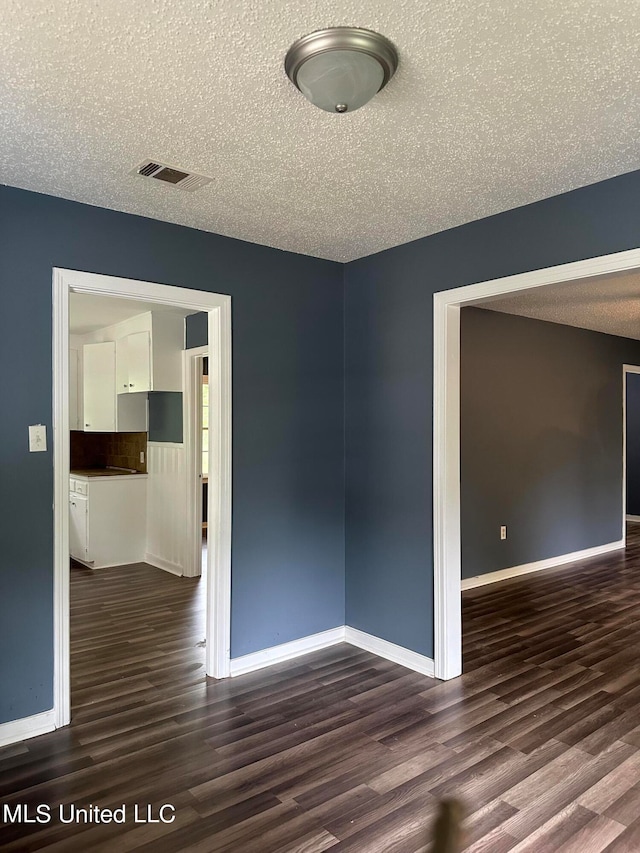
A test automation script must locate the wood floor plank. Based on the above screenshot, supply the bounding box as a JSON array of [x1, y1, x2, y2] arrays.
[[506, 803, 597, 852], [5, 528, 640, 849], [600, 817, 640, 852], [555, 814, 626, 853], [603, 782, 640, 827], [576, 750, 640, 814]]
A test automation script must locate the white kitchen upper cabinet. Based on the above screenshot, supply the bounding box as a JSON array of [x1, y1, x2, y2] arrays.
[[115, 335, 128, 395], [115, 316, 182, 393], [127, 330, 152, 392], [78, 310, 183, 432], [117, 331, 151, 394], [83, 341, 116, 431]]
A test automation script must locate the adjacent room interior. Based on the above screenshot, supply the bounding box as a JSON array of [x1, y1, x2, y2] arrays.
[[67, 293, 210, 716], [460, 269, 640, 591]]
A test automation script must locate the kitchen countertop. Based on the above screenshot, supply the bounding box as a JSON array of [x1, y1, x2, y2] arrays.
[[70, 468, 146, 478]]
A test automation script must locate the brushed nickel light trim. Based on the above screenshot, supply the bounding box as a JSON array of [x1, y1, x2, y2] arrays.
[[284, 27, 398, 114]]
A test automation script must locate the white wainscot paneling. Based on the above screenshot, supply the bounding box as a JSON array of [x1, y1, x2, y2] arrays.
[[145, 443, 187, 575]]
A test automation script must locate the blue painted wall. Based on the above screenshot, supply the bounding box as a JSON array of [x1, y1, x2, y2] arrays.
[[344, 169, 640, 659], [5, 166, 640, 724], [185, 311, 208, 350], [148, 392, 183, 443], [626, 373, 640, 516], [460, 308, 640, 579], [0, 184, 344, 724]]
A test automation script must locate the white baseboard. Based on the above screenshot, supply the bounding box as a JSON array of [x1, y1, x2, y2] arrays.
[[0, 709, 56, 749], [626, 515, 640, 523], [229, 625, 437, 680], [78, 559, 149, 570], [230, 627, 346, 677], [344, 626, 435, 678], [144, 553, 183, 576], [3, 631, 434, 749], [461, 539, 625, 590]]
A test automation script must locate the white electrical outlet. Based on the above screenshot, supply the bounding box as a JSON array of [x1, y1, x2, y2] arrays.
[[28, 424, 47, 452], [500, 525, 507, 540], [140, 451, 145, 464]]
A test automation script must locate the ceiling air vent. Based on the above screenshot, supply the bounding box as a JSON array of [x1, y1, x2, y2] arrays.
[[131, 159, 212, 192]]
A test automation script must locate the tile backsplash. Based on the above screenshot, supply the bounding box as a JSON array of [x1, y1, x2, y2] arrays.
[[70, 431, 147, 473]]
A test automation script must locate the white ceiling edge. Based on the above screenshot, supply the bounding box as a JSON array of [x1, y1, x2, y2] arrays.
[[70, 291, 193, 335], [471, 267, 640, 342]]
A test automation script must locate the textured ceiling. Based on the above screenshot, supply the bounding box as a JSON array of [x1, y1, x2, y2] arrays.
[[1, 1, 640, 262], [474, 269, 640, 341]]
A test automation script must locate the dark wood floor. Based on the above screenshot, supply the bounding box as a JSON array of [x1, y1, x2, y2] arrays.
[[4, 530, 640, 851]]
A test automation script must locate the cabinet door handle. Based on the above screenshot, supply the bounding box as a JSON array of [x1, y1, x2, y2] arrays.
[[123, 384, 127, 388], [85, 423, 90, 427], [129, 383, 134, 387]]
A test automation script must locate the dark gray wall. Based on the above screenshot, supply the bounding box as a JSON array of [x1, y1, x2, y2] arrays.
[[626, 372, 640, 516], [344, 169, 640, 659], [0, 184, 344, 725], [460, 308, 640, 579], [148, 392, 183, 443]]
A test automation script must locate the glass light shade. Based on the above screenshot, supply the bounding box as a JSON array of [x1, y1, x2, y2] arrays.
[[285, 28, 398, 115], [296, 50, 385, 113]]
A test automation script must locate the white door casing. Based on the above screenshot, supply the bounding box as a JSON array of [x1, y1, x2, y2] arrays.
[[53, 268, 232, 728], [433, 247, 640, 681], [623, 365, 640, 528], [183, 346, 208, 579]]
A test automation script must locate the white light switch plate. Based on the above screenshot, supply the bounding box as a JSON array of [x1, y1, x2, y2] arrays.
[[28, 424, 47, 452]]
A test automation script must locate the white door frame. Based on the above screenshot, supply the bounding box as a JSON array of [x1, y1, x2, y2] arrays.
[[53, 268, 232, 728], [433, 246, 640, 681], [183, 345, 208, 578], [623, 365, 640, 527]]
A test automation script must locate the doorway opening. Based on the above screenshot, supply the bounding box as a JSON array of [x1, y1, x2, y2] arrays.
[[201, 359, 209, 572], [182, 345, 210, 584], [433, 247, 640, 681], [624, 365, 640, 527], [53, 269, 231, 729]]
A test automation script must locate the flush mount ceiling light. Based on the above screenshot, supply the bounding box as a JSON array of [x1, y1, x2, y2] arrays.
[[284, 27, 398, 114]]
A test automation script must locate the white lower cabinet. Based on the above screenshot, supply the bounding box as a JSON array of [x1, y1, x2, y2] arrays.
[[69, 493, 88, 562], [69, 475, 148, 568]]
